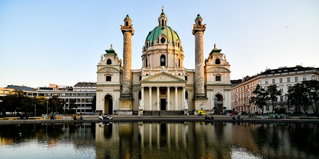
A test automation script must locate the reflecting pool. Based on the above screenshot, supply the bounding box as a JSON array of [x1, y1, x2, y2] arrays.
[[0, 122, 318, 159]]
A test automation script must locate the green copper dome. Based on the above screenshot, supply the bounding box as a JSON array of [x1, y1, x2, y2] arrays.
[[145, 26, 180, 45]]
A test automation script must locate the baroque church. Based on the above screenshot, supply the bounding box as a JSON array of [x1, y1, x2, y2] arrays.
[[96, 9, 231, 115]]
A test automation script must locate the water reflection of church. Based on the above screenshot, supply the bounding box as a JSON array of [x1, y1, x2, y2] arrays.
[[95, 122, 233, 159], [96, 9, 232, 115]]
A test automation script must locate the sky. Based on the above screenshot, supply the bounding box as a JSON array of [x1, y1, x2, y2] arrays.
[[0, 0, 318, 88]]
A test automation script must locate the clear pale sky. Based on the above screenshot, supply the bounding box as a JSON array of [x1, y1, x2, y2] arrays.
[[1, 0, 318, 87]]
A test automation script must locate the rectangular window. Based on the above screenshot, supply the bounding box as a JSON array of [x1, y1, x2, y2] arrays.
[[279, 78, 283, 83], [216, 75, 221, 81], [287, 77, 290, 83], [303, 76, 306, 81], [185, 76, 188, 81], [106, 76, 112, 81], [265, 80, 268, 84], [295, 77, 298, 82], [272, 79, 275, 84]]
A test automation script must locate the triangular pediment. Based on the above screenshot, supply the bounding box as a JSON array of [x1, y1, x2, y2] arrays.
[[141, 72, 185, 83]]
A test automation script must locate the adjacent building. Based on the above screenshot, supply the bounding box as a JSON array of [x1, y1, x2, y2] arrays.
[[96, 9, 232, 115], [2, 82, 96, 114], [231, 66, 319, 113]]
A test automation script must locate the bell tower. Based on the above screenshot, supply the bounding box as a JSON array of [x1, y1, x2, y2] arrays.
[[119, 14, 134, 114]]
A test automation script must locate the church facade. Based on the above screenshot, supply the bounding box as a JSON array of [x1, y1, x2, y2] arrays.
[[96, 10, 232, 115]]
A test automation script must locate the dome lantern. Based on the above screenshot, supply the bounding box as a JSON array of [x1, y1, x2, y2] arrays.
[[158, 6, 167, 26]]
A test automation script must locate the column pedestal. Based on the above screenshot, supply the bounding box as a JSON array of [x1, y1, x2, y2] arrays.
[[119, 95, 133, 115], [194, 96, 208, 115]]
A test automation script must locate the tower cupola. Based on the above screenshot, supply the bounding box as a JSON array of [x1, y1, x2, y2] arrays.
[[158, 7, 167, 26], [124, 14, 132, 27]]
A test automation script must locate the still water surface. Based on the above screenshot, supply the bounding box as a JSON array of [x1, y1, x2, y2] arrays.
[[0, 122, 318, 159]]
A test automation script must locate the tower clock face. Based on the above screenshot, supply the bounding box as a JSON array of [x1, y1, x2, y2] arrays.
[[161, 37, 166, 44]]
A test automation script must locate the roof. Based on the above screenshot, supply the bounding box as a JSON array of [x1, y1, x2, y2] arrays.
[[105, 48, 116, 55], [124, 14, 131, 21], [231, 79, 243, 86], [146, 26, 180, 45], [259, 66, 317, 76], [6, 85, 34, 91], [74, 82, 96, 87], [195, 14, 203, 21], [232, 65, 318, 86], [209, 44, 222, 55]]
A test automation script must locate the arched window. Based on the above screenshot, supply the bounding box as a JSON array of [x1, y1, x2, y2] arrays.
[[107, 59, 112, 65], [198, 21, 201, 25], [162, 19, 164, 26], [160, 55, 166, 66], [125, 21, 129, 26], [215, 58, 221, 64]]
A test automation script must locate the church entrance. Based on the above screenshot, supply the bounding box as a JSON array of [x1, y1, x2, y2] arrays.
[[214, 94, 223, 114], [160, 99, 166, 110], [104, 95, 113, 114]]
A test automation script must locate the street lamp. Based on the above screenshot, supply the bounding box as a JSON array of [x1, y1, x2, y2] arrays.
[[46, 100, 48, 117]]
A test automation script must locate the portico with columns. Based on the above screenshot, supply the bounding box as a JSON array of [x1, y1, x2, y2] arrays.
[[138, 72, 187, 114]]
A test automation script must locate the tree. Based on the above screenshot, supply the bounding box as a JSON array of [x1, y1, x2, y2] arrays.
[[303, 80, 319, 116], [266, 85, 282, 113], [1, 90, 45, 116], [48, 96, 64, 113], [250, 84, 269, 113], [288, 83, 310, 114]]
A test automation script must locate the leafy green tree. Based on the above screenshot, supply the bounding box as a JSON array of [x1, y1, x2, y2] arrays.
[[250, 84, 269, 113], [288, 83, 310, 113], [48, 95, 64, 113], [303, 80, 319, 116], [266, 85, 282, 113]]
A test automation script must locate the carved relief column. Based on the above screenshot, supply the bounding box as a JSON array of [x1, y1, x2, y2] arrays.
[[119, 15, 134, 114], [192, 14, 208, 114], [192, 14, 206, 99], [157, 87, 160, 110]]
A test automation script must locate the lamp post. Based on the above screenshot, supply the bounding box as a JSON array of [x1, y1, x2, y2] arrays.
[[0, 99, 3, 117], [46, 100, 48, 117]]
